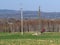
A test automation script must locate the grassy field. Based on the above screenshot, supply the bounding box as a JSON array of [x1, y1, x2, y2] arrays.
[[0, 32, 60, 45]]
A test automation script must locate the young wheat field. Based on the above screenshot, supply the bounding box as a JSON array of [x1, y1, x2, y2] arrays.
[[0, 32, 60, 45]]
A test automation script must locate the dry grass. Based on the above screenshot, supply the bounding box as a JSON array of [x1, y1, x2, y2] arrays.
[[0, 39, 60, 45]]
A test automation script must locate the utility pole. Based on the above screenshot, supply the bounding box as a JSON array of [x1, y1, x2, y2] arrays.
[[38, 6, 41, 32], [48, 16, 50, 32], [36, 6, 41, 35], [21, 8, 23, 35], [38, 6, 40, 17]]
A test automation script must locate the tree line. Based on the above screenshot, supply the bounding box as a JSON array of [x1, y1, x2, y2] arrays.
[[0, 18, 60, 32]]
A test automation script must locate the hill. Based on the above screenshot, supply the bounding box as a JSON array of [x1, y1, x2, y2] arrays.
[[0, 9, 60, 19]]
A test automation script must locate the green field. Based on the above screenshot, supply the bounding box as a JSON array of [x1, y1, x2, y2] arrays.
[[0, 32, 60, 45]]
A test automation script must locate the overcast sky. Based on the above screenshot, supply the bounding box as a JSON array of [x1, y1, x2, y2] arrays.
[[0, 0, 60, 12]]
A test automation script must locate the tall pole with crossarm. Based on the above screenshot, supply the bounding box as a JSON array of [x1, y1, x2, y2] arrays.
[[38, 6, 41, 32], [21, 8, 23, 35]]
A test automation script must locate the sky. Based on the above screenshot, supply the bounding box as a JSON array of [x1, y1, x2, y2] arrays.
[[0, 0, 60, 12]]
